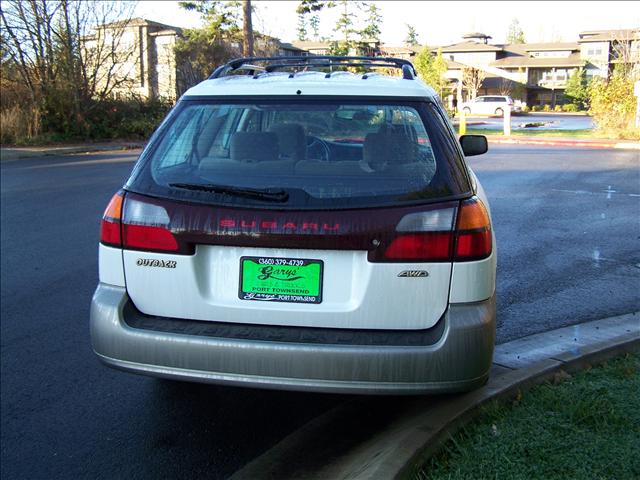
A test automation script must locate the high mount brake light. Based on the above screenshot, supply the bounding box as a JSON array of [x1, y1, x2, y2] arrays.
[[374, 198, 492, 263], [100, 192, 179, 253]]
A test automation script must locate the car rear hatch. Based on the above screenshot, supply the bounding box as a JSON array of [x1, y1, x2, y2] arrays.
[[115, 97, 479, 330]]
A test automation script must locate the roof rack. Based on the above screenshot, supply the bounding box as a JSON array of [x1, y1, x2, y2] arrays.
[[208, 56, 418, 80]]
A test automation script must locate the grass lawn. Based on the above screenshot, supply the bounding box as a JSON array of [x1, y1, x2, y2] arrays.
[[459, 128, 596, 138], [414, 353, 640, 480]]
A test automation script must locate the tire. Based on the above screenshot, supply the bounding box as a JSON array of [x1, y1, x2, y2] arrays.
[[494, 108, 504, 117], [463, 107, 471, 114]]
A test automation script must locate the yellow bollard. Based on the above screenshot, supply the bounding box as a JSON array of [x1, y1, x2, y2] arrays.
[[459, 109, 466, 135]]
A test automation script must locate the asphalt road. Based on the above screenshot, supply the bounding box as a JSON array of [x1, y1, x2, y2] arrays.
[[1, 145, 639, 479]]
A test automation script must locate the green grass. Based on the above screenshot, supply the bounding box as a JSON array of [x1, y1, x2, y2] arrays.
[[414, 353, 640, 480], [459, 128, 596, 138]]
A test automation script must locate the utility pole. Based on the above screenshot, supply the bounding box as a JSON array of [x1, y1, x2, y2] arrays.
[[243, 0, 254, 57]]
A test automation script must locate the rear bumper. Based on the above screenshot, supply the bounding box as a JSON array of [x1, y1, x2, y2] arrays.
[[90, 283, 496, 394]]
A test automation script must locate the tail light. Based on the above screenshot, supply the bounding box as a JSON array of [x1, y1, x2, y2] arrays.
[[100, 192, 123, 247], [454, 198, 492, 261], [100, 192, 179, 253], [372, 198, 492, 262]]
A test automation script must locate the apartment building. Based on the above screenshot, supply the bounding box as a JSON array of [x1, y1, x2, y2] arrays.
[[436, 28, 639, 106], [88, 19, 637, 107], [86, 18, 304, 101]]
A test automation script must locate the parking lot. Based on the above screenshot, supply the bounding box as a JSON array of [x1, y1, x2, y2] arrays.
[[1, 144, 639, 478]]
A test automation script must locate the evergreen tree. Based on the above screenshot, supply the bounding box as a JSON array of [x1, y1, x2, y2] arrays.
[[310, 15, 321, 40], [565, 67, 589, 109], [404, 24, 419, 46], [361, 3, 382, 41], [297, 12, 308, 41], [506, 18, 525, 44]]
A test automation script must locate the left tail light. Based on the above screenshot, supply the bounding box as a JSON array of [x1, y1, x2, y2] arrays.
[[100, 191, 124, 247], [100, 192, 179, 253]]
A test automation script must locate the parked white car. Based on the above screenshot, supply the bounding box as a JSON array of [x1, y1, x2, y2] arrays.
[[461, 95, 521, 116], [91, 56, 496, 395]]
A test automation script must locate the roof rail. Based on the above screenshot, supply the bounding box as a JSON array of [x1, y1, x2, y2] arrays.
[[208, 55, 417, 80]]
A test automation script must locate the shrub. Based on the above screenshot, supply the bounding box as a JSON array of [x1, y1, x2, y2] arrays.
[[589, 67, 637, 139], [0, 96, 172, 145], [531, 105, 542, 112], [542, 104, 552, 112], [520, 105, 530, 113], [554, 105, 563, 112], [0, 105, 41, 145], [562, 104, 579, 112]]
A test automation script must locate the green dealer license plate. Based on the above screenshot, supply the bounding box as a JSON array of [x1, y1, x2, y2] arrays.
[[239, 256, 323, 304]]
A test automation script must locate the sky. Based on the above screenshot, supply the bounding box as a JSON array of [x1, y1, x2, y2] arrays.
[[135, 0, 640, 46]]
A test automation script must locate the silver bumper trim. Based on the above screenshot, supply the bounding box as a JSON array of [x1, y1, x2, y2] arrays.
[[91, 283, 495, 394]]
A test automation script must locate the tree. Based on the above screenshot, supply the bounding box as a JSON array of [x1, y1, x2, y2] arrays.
[[296, 1, 332, 42], [462, 66, 486, 100], [0, 0, 138, 136], [361, 3, 382, 41], [565, 67, 589, 109], [297, 13, 308, 41], [296, 0, 328, 14], [414, 47, 448, 96], [506, 18, 525, 44], [176, 1, 243, 88], [404, 24, 419, 46], [243, 0, 253, 56], [309, 15, 321, 40]]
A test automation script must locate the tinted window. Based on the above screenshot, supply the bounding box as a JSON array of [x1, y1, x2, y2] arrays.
[[126, 98, 471, 209]]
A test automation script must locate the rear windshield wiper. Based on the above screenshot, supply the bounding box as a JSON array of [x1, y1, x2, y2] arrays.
[[169, 182, 289, 202]]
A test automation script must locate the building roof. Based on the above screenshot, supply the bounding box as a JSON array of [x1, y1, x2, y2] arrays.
[[520, 42, 579, 52], [185, 71, 437, 98], [578, 28, 639, 42], [278, 42, 307, 52], [491, 52, 585, 68], [437, 41, 503, 53], [99, 17, 182, 32], [444, 58, 466, 69], [291, 41, 331, 51], [380, 45, 420, 55]]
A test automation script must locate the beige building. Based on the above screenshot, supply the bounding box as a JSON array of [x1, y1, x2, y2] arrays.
[[84, 18, 183, 101], [434, 28, 639, 106]]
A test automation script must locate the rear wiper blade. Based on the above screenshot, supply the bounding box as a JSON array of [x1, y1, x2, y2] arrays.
[[169, 182, 289, 202]]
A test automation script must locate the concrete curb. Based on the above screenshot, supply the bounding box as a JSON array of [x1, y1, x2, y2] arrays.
[[487, 137, 640, 150], [230, 313, 639, 480], [0, 142, 145, 162]]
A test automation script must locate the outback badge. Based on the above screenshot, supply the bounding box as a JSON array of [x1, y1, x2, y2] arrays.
[[398, 270, 429, 278]]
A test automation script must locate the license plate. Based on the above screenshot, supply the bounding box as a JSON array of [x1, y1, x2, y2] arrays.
[[239, 256, 323, 304]]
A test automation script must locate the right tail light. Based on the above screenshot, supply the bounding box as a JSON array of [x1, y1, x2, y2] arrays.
[[373, 197, 492, 262]]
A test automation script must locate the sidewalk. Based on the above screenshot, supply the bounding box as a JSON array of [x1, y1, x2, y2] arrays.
[[231, 312, 639, 480], [0, 141, 145, 162]]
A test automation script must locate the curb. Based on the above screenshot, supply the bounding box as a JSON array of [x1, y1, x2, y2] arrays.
[[0, 142, 145, 162], [230, 313, 639, 480], [486, 137, 640, 150]]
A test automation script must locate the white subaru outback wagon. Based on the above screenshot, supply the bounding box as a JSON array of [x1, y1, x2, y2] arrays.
[[91, 56, 496, 394]]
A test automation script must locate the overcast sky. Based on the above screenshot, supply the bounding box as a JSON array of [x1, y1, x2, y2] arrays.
[[135, 1, 639, 46]]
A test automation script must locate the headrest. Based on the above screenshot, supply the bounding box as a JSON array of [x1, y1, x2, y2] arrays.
[[230, 132, 279, 162], [268, 123, 306, 160], [362, 128, 418, 171]]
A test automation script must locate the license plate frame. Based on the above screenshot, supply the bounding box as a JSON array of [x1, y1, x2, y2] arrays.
[[238, 256, 324, 304]]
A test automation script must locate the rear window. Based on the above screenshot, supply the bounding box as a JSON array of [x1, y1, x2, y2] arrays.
[[126, 98, 471, 209]]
